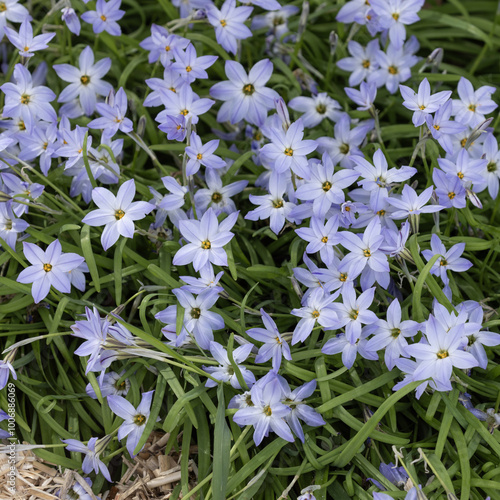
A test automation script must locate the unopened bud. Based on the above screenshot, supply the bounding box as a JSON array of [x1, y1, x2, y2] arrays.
[[428, 47, 443, 65], [329, 31, 338, 57], [466, 188, 483, 209], [298, 1, 310, 38], [290, 275, 303, 300], [106, 88, 115, 107], [137, 115, 147, 139], [275, 97, 291, 131], [465, 118, 493, 149], [192, 9, 207, 20]]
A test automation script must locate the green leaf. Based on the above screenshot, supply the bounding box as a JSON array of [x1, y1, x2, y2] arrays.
[[213, 384, 231, 500]]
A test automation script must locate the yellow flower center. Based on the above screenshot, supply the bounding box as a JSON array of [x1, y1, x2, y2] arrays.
[[433, 124, 440, 130], [186, 65, 192, 72], [212, 192, 222, 203], [419, 105, 426, 110], [460, 138, 467, 148], [115, 209, 125, 220], [0, 3, 6, 12], [392, 12, 399, 20], [457, 172, 464, 180], [284, 147, 294, 157], [316, 103, 327, 114], [220, 19, 227, 27], [322, 181, 332, 192], [21, 94, 30, 105], [363, 248, 371, 257], [448, 192, 455, 199], [196, 153, 203, 160], [100, 14, 107, 21], [311, 310, 320, 318], [165, 45, 171, 52], [437, 350, 449, 359], [190, 307, 201, 319], [273, 199, 284, 208], [339, 273, 347, 282], [321, 236, 328, 243], [388, 66, 398, 75], [376, 209, 386, 216], [43, 263, 52, 272], [339, 143, 350, 155], [440, 258, 448, 267], [134, 414, 146, 425], [362, 60, 370, 69], [263, 405, 272, 416], [201, 240, 211, 249], [243, 84, 255, 95], [180, 109, 189, 116], [391, 328, 401, 338], [468, 104, 476, 112], [80, 75, 90, 85], [349, 309, 359, 320]]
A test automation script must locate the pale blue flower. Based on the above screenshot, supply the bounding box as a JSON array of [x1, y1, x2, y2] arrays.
[[405, 314, 478, 392], [88, 87, 133, 140], [107, 390, 155, 457], [245, 172, 295, 234], [289, 93, 342, 128], [155, 288, 224, 349], [322, 328, 378, 368], [260, 119, 317, 179], [173, 208, 238, 271], [185, 132, 226, 176], [295, 153, 359, 218], [330, 286, 378, 344], [53, 46, 112, 117], [81, 0, 125, 36], [422, 234, 472, 286], [82, 180, 155, 251], [1, 64, 57, 132], [247, 308, 291, 370], [399, 78, 451, 127], [278, 379, 325, 443], [4, 19, 55, 58], [291, 288, 340, 345], [17, 240, 85, 303], [365, 298, 420, 370], [210, 59, 279, 127], [351, 149, 416, 206], [345, 81, 378, 111], [452, 77, 497, 128], [207, 0, 253, 55], [61, 7, 81, 36], [0, 359, 17, 390], [233, 373, 294, 445], [203, 341, 255, 389], [171, 43, 217, 83], [62, 437, 112, 482]]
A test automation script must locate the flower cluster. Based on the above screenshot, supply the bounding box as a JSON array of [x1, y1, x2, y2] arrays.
[[0, 1, 498, 498]]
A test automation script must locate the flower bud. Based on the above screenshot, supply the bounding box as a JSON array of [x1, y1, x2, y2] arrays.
[[275, 97, 290, 131]]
